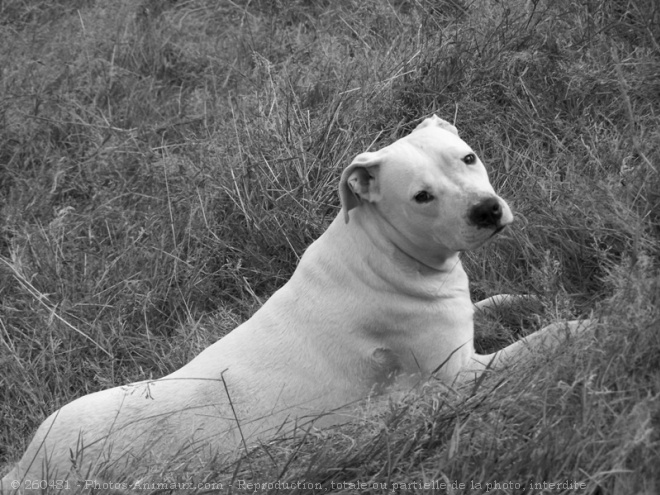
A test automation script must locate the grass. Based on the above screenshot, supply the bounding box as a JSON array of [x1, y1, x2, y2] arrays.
[[0, 0, 659, 492]]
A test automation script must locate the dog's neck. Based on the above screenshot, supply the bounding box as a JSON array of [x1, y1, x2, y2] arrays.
[[343, 206, 460, 274], [315, 210, 469, 304]]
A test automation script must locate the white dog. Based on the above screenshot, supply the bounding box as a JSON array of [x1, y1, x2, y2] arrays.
[[1, 116, 591, 489]]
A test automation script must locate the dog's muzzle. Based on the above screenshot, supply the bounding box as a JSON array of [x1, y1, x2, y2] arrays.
[[468, 197, 506, 230]]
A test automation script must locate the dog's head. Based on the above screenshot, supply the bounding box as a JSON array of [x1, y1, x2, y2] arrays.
[[340, 115, 513, 264]]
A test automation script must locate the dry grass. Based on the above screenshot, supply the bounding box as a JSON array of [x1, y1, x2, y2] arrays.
[[0, 0, 659, 493]]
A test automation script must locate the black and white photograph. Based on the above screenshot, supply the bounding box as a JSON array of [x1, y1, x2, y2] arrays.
[[0, 0, 658, 493]]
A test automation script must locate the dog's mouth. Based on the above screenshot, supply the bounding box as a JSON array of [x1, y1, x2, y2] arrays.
[[489, 225, 507, 238], [460, 225, 508, 252]]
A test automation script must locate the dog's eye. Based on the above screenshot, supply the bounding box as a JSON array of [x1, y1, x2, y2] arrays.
[[462, 153, 477, 165], [413, 191, 434, 203]]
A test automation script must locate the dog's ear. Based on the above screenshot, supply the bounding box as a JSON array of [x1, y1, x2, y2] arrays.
[[415, 115, 459, 136], [339, 151, 382, 223]]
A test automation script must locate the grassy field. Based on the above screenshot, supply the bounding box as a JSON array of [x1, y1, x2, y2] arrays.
[[0, 0, 659, 493]]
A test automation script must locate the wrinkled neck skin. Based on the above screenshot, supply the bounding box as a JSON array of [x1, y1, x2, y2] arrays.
[[347, 201, 460, 278]]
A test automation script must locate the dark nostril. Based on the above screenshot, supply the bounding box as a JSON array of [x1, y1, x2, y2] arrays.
[[469, 198, 503, 228]]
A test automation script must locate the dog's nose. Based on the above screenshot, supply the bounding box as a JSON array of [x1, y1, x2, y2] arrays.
[[469, 197, 503, 228]]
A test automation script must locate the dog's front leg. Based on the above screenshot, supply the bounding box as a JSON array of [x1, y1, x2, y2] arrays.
[[474, 294, 537, 311], [463, 319, 597, 379]]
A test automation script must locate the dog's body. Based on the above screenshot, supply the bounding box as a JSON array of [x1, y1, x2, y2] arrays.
[[2, 116, 591, 488]]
